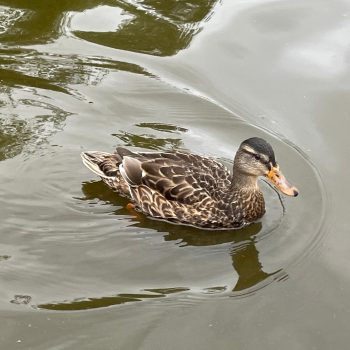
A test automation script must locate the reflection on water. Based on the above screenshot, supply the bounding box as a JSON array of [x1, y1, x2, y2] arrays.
[[231, 240, 283, 293], [141, 217, 285, 293], [0, 46, 151, 161], [0, 255, 10, 261], [0, 0, 218, 162], [0, 48, 150, 96], [10, 295, 32, 305], [0, 101, 71, 161], [71, 0, 219, 56], [0, 0, 106, 45], [126, 213, 285, 294], [0, 49, 70, 94], [37, 171, 285, 311], [0, 0, 218, 56], [136, 123, 188, 133], [0, 3, 329, 347], [32, 120, 287, 311], [113, 122, 188, 150], [39, 287, 189, 311]]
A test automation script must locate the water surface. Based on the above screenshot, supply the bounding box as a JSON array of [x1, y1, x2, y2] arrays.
[[0, 0, 348, 349]]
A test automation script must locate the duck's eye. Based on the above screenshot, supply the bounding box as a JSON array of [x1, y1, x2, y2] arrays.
[[254, 154, 261, 161]]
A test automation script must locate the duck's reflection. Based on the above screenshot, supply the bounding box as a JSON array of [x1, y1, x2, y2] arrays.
[[81, 180, 285, 293], [230, 240, 282, 292], [38, 180, 285, 310]]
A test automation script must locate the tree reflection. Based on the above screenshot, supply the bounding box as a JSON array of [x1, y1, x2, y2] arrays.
[[0, 0, 219, 161], [0, 0, 219, 55], [0, 47, 150, 161], [0, 0, 107, 45]]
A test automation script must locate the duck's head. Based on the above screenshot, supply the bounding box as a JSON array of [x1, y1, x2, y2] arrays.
[[234, 137, 299, 197]]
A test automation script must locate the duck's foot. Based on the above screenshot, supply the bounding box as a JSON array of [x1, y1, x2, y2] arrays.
[[126, 202, 135, 210], [126, 202, 142, 220]]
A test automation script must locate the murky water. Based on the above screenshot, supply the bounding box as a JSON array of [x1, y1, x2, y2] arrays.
[[0, 0, 348, 349]]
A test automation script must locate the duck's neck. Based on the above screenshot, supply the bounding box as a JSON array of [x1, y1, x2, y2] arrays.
[[231, 168, 259, 192], [228, 169, 265, 223]]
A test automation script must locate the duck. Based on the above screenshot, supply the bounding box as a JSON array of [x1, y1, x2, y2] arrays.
[[81, 137, 298, 229]]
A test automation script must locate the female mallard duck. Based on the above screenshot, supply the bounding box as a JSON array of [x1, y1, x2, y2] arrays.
[[81, 137, 298, 229]]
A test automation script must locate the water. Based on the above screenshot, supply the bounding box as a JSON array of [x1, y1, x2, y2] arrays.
[[0, 0, 348, 349]]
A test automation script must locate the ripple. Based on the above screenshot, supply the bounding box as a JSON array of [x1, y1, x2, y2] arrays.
[[0, 53, 327, 311], [38, 118, 325, 310]]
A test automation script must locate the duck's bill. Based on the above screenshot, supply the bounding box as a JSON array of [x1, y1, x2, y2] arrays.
[[266, 166, 299, 197]]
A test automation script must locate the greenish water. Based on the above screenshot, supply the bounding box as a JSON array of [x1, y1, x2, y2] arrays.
[[0, 1, 348, 349]]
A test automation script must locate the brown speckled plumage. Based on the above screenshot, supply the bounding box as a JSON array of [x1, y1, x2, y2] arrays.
[[81, 137, 298, 229]]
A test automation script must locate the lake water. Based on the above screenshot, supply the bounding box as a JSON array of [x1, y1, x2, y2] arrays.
[[0, 0, 349, 349]]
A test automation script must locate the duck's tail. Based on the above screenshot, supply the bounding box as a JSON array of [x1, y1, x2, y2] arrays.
[[81, 151, 131, 196], [81, 151, 120, 178]]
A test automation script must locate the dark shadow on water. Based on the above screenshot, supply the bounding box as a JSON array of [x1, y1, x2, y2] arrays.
[[37, 179, 286, 311]]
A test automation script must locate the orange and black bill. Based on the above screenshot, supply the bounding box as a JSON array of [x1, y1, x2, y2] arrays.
[[266, 165, 299, 197]]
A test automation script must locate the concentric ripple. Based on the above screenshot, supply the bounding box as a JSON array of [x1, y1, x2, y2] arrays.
[[2, 78, 324, 311], [0, 12, 326, 310]]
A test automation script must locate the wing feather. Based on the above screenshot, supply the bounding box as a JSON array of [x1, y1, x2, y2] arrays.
[[118, 149, 231, 206]]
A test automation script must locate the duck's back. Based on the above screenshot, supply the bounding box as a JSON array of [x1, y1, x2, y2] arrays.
[[82, 148, 239, 228]]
